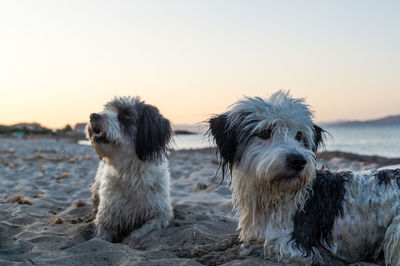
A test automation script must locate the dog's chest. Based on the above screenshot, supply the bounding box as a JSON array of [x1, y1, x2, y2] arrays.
[[100, 167, 166, 221], [105, 172, 162, 202]]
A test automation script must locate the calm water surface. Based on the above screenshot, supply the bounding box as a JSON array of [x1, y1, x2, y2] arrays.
[[323, 125, 400, 158], [80, 126, 400, 158], [173, 126, 400, 158]]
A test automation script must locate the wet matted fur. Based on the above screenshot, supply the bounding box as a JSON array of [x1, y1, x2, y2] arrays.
[[86, 96, 173, 243], [208, 90, 400, 265]]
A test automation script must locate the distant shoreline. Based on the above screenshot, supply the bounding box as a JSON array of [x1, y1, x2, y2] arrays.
[[322, 114, 400, 127], [173, 130, 199, 135], [3, 135, 400, 161]]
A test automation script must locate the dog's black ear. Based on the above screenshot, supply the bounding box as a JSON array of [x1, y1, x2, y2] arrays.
[[136, 105, 172, 161], [209, 114, 237, 173], [313, 124, 326, 152]]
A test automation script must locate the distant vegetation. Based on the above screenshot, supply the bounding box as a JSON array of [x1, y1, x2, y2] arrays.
[[0, 123, 200, 139], [324, 114, 400, 127], [0, 123, 75, 136], [0, 124, 52, 135]]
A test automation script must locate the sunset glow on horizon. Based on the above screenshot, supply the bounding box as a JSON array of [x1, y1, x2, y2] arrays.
[[1, 1, 399, 129]]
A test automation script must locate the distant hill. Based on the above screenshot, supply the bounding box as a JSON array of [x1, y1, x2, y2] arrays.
[[325, 114, 400, 127], [0, 123, 52, 135]]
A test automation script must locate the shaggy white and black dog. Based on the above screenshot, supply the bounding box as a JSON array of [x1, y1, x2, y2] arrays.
[[209, 90, 400, 265], [86, 96, 173, 243]]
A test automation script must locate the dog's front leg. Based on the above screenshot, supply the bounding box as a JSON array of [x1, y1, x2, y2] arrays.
[[384, 216, 400, 265], [94, 224, 116, 242], [124, 217, 170, 245], [90, 180, 100, 215]]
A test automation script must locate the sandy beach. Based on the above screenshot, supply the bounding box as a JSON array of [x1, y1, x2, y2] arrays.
[[1, 137, 399, 265]]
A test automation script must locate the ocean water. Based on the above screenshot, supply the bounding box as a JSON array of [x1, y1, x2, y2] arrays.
[[80, 125, 400, 158], [79, 134, 211, 150], [171, 134, 211, 150], [323, 125, 400, 158], [173, 125, 400, 158]]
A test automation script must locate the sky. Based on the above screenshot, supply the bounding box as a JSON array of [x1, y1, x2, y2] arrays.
[[0, 0, 399, 129]]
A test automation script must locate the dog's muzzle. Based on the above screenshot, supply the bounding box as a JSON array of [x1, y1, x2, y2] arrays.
[[89, 113, 110, 144], [286, 153, 307, 172]]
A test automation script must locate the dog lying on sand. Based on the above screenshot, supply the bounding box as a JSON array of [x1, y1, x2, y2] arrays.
[[86, 96, 173, 243], [209, 90, 400, 265]]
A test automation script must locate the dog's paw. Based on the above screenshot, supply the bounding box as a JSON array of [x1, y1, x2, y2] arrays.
[[123, 218, 170, 247], [123, 229, 150, 247], [94, 226, 115, 242], [123, 232, 142, 247], [239, 241, 264, 257]]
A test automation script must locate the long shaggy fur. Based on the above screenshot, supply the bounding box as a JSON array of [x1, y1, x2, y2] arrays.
[[86, 96, 173, 243], [208, 90, 400, 265]]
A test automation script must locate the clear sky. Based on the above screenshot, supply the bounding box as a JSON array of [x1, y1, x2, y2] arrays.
[[1, 0, 399, 128]]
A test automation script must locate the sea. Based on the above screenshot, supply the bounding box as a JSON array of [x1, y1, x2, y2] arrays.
[[80, 125, 400, 158]]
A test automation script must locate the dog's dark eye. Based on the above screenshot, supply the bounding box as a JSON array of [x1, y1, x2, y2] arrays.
[[258, 129, 272, 140], [303, 139, 310, 148], [295, 131, 303, 142], [118, 113, 132, 121]]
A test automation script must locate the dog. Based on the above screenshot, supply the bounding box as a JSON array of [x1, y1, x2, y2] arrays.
[[86, 96, 173, 243], [208, 90, 400, 265]]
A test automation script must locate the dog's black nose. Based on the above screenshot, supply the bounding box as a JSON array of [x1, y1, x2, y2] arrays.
[[90, 113, 101, 122], [287, 153, 307, 171]]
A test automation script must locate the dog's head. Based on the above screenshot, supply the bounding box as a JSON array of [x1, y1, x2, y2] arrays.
[[86, 96, 172, 161], [209, 90, 325, 193]]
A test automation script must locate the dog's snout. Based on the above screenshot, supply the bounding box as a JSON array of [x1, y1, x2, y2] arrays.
[[90, 113, 101, 122], [287, 153, 307, 171]]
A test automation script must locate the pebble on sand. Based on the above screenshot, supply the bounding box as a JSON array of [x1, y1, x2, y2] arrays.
[[4, 195, 33, 205]]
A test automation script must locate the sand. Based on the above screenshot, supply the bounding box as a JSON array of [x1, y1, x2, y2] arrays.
[[0, 137, 396, 265]]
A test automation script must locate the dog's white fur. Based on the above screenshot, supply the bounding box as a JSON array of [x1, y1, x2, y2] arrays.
[[86, 96, 173, 243], [209, 90, 400, 265], [228, 93, 317, 242]]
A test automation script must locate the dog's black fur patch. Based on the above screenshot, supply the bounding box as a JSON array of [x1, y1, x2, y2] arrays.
[[291, 169, 352, 256], [135, 104, 172, 161], [110, 97, 172, 161], [209, 114, 238, 180], [313, 124, 326, 152], [208, 111, 262, 179], [117, 107, 137, 138], [374, 169, 400, 187], [108, 97, 139, 140], [209, 115, 326, 183]]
